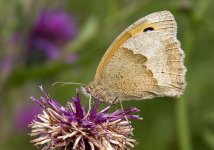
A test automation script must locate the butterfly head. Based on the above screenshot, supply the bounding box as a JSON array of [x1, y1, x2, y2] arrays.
[[80, 82, 117, 104]]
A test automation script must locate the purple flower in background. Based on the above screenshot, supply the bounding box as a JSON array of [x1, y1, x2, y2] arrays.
[[15, 103, 41, 131], [29, 86, 142, 150], [26, 9, 77, 63]]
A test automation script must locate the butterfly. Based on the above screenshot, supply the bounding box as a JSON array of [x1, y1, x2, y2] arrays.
[[84, 11, 186, 103]]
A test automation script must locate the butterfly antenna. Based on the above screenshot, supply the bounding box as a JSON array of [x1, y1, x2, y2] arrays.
[[52, 81, 86, 87], [119, 99, 133, 136]]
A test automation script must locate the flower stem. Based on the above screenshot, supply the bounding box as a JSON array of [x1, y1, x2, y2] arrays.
[[176, 96, 192, 150], [175, 7, 194, 150], [176, 0, 210, 149]]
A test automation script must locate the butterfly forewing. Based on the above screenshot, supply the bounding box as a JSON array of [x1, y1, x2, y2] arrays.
[[87, 11, 186, 103]]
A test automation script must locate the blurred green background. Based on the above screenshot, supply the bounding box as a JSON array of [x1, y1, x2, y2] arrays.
[[0, 0, 214, 150]]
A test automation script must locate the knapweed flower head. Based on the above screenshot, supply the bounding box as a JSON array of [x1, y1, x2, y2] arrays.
[[29, 86, 142, 150], [27, 9, 77, 61]]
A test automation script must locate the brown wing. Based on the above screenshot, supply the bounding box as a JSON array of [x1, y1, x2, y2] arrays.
[[87, 11, 186, 103]]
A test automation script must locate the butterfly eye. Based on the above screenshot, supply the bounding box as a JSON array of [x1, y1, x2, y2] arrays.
[[143, 27, 154, 32], [86, 87, 90, 93]]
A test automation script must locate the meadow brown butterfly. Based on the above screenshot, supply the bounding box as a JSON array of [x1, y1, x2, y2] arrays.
[[85, 11, 186, 103]]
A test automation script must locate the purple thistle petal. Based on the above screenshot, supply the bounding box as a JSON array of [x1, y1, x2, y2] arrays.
[[39, 85, 51, 99], [110, 107, 140, 118], [89, 100, 100, 121], [93, 113, 110, 124], [30, 96, 45, 109], [81, 106, 87, 116], [125, 115, 143, 120], [72, 94, 84, 121]]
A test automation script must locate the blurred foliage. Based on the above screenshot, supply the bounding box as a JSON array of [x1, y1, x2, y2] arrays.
[[0, 0, 214, 150]]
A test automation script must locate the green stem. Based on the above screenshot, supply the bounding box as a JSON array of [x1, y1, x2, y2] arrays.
[[176, 0, 211, 149], [176, 96, 192, 150], [176, 27, 194, 150]]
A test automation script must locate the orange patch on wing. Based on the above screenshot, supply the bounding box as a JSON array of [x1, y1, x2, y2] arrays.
[[95, 22, 160, 79]]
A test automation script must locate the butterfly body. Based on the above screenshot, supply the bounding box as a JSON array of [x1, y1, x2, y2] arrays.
[[86, 11, 186, 103]]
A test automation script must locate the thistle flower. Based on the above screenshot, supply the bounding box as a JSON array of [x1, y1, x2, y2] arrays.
[[26, 9, 77, 63], [29, 86, 142, 150]]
